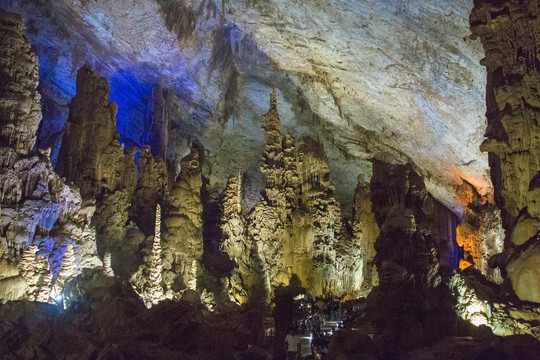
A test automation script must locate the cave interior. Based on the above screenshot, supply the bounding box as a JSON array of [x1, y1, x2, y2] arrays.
[[1, 0, 540, 359]]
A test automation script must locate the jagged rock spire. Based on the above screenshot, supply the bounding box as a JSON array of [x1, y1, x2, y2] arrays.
[[149, 204, 163, 305], [269, 84, 277, 111]]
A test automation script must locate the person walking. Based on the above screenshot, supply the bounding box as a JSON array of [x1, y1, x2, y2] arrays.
[[285, 327, 301, 360]]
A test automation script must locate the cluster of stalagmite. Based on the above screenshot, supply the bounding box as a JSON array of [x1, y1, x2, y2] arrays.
[[0, 11, 101, 303], [220, 88, 373, 300], [53, 65, 206, 305], [55, 65, 138, 265], [471, 0, 540, 303]]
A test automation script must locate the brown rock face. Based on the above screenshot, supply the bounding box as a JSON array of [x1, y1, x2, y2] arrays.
[[456, 180, 504, 283], [470, 1, 540, 303], [369, 161, 459, 352]]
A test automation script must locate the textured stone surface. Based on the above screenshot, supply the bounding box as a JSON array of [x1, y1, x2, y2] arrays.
[[0, 0, 489, 214], [221, 91, 374, 300], [0, 10, 41, 155], [163, 140, 205, 292], [0, 11, 101, 303], [449, 268, 540, 339], [56, 65, 137, 201], [456, 180, 504, 283], [226, 0, 490, 212], [470, 0, 540, 303]]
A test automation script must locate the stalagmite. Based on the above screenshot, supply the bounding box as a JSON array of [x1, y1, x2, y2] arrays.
[[103, 252, 114, 277], [149, 204, 163, 306], [55, 244, 76, 290], [19, 245, 53, 302], [163, 141, 204, 294]]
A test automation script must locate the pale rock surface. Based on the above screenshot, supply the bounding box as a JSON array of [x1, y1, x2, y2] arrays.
[[226, 0, 490, 213], [0, 11, 101, 302], [506, 243, 540, 304], [163, 140, 205, 292], [0, 0, 489, 214], [471, 0, 540, 303]]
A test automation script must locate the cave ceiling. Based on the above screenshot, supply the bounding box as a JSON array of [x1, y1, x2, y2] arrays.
[[0, 0, 489, 213]]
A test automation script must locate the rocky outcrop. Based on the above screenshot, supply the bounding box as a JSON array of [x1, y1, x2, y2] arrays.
[[56, 66, 137, 200], [163, 140, 205, 293], [0, 11, 101, 303], [470, 0, 540, 303], [449, 269, 540, 339], [368, 161, 460, 353], [456, 180, 504, 283], [221, 88, 366, 300], [0, 10, 41, 156]]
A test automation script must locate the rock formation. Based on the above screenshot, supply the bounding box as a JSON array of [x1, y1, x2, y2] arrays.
[[470, 0, 540, 303], [56, 66, 137, 200], [163, 140, 205, 293], [456, 180, 504, 283], [338, 180, 380, 297], [449, 269, 540, 339], [220, 171, 255, 303], [150, 204, 164, 306], [131, 204, 164, 307], [0, 10, 101, 303], [148, 85, 169, 160], [19, 245, 52, 302], [54, 243, 76, 295], [130, 145, 169, 234], [221, 88, 367, 300], [0, 10, 41, 156], [368, 161, 460, 353]]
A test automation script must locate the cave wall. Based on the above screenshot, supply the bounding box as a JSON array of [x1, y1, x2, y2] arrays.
[[0, 10, 101, 303], [470, 0, 540, 303]]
